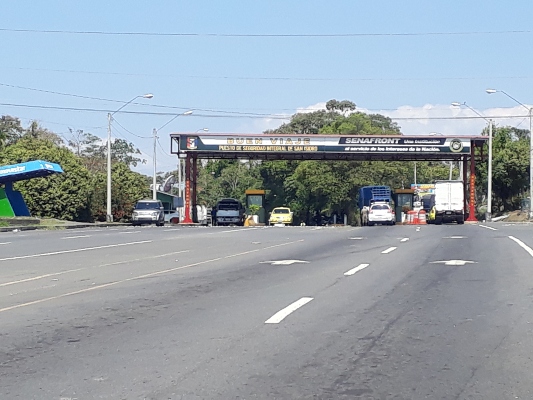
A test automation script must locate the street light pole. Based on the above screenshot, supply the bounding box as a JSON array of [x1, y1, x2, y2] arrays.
[[452, 101, 493, 221], [152, 128, 158, 200], [106, 93, 153, 222], [486, 89, 532, 219]]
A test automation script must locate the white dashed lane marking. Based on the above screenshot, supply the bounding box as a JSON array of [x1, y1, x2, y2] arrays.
[[265, 297, 314, 324], [381, 247, 397, 254], [344, 264, 370, 276]]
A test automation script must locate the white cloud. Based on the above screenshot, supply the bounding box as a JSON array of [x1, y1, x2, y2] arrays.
[[268, 102, 532, 136]]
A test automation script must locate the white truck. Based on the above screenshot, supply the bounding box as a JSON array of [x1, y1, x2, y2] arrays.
[[433, 180, 464, 225]]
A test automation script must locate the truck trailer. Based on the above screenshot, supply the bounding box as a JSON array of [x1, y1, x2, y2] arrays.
[[431, 180, 464, 225], [358, 186, 392, 226]]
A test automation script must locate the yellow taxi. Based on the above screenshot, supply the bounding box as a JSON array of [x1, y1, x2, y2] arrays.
[[269, 207, 293, 225]]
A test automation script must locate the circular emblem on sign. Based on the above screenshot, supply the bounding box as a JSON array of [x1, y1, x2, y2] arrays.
[[449, 139, 463, 153]]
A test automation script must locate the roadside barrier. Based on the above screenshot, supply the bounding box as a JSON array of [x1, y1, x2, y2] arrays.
[[406, 210, 418, 224], [418, 210, 427, 225]]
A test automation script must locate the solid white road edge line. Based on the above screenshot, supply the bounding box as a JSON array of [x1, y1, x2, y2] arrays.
[[508, 236, 533, 257], [265, 297, 314, 324], [0, 240, 153, 262], [479, 225, 497, 231], [0, 250, 191, 288], [382, 247, 397, 254], [0, 240, 305, 313], [344, 263, 370, 276]]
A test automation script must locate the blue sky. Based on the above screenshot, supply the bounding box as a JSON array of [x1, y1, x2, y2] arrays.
[[1, 1, 532, 175]]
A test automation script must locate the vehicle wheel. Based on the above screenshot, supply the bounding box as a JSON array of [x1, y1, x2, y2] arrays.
[[457, 217, 464, 225], [368, 222, 374, 226], [435, 217, 443, 225]]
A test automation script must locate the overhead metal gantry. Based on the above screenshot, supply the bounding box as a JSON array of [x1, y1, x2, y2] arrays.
[[170, 133, 488, 223]]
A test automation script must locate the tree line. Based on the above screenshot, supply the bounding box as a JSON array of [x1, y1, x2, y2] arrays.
[[1, 100, 530, 223]]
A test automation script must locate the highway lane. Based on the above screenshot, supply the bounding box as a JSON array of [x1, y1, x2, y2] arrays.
[[0, 223, 532, 399]]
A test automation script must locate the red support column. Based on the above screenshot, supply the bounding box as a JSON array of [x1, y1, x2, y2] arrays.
[[192, 155, 198, 222], [466, 143, 478, 222], [182, 154, 193, 224], [463, 155, 468, 215]]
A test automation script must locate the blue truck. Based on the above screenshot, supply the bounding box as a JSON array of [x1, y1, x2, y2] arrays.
[[358, 186, 392, 226]]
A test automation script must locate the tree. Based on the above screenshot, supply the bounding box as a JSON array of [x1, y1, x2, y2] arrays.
[[217, 162, 263, 202], [0, 115, 24, 149], [25, 121, 63, 145], [320, 112, 401, 135], [476, 126, 529, 212], [326, 99, 356, 114], [111, 138, 146, 167], [267, 110, 339, 135], [90, 163, 151, 221]]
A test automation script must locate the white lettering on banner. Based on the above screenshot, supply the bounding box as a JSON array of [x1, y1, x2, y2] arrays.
[[344, 137, 401, 144], [344, 146, 449, 152], [0, 166, 26, 175]]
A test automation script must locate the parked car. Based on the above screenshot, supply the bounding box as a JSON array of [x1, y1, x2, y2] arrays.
[[269, 207, 293, 225], [368, 202, 395, 226], [132, 199, 165, 226]]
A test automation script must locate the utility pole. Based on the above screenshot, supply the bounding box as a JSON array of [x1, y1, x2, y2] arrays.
[[153, 128, 158, 200]]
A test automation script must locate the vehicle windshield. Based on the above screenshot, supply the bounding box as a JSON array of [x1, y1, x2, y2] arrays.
[[371, 204, 390, 210], [273, 209, 290, 214], [218, 203, 240, 210], [135, 202, 160, 210]]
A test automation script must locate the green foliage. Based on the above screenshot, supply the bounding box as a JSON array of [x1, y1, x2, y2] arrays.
[[90, 163, 151, 221], [248, 204, 261, 215], [267, 110, 339, 135], [476, 126, 530, 212], [0, 115, 24, 148], [0, 137, 93, 221], [216, 162, 263, 203], [326, 99, 356, 113], [25, 121, 63, 145], [320, 112, 401, 135], [111, 138, 146, 167]]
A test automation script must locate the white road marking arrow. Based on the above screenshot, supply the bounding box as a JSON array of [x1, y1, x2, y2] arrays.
[[260, 260, 309, 265], [430, 260, 477, 266]]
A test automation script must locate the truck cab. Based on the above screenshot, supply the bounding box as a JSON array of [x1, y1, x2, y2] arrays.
[[214, 198, 245, 226]]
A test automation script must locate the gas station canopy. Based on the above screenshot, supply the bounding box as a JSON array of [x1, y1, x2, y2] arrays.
[[0, 160, 64, 184]]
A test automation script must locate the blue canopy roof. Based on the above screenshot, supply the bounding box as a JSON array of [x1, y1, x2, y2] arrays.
[[0, 160, 64, 184]]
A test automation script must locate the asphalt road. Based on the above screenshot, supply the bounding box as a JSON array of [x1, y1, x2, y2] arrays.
[[1, 222, 533, 399]]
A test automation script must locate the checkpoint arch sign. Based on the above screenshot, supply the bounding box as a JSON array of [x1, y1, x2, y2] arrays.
[[170, 134, 472, 161], [170, 133, 486, 223]]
